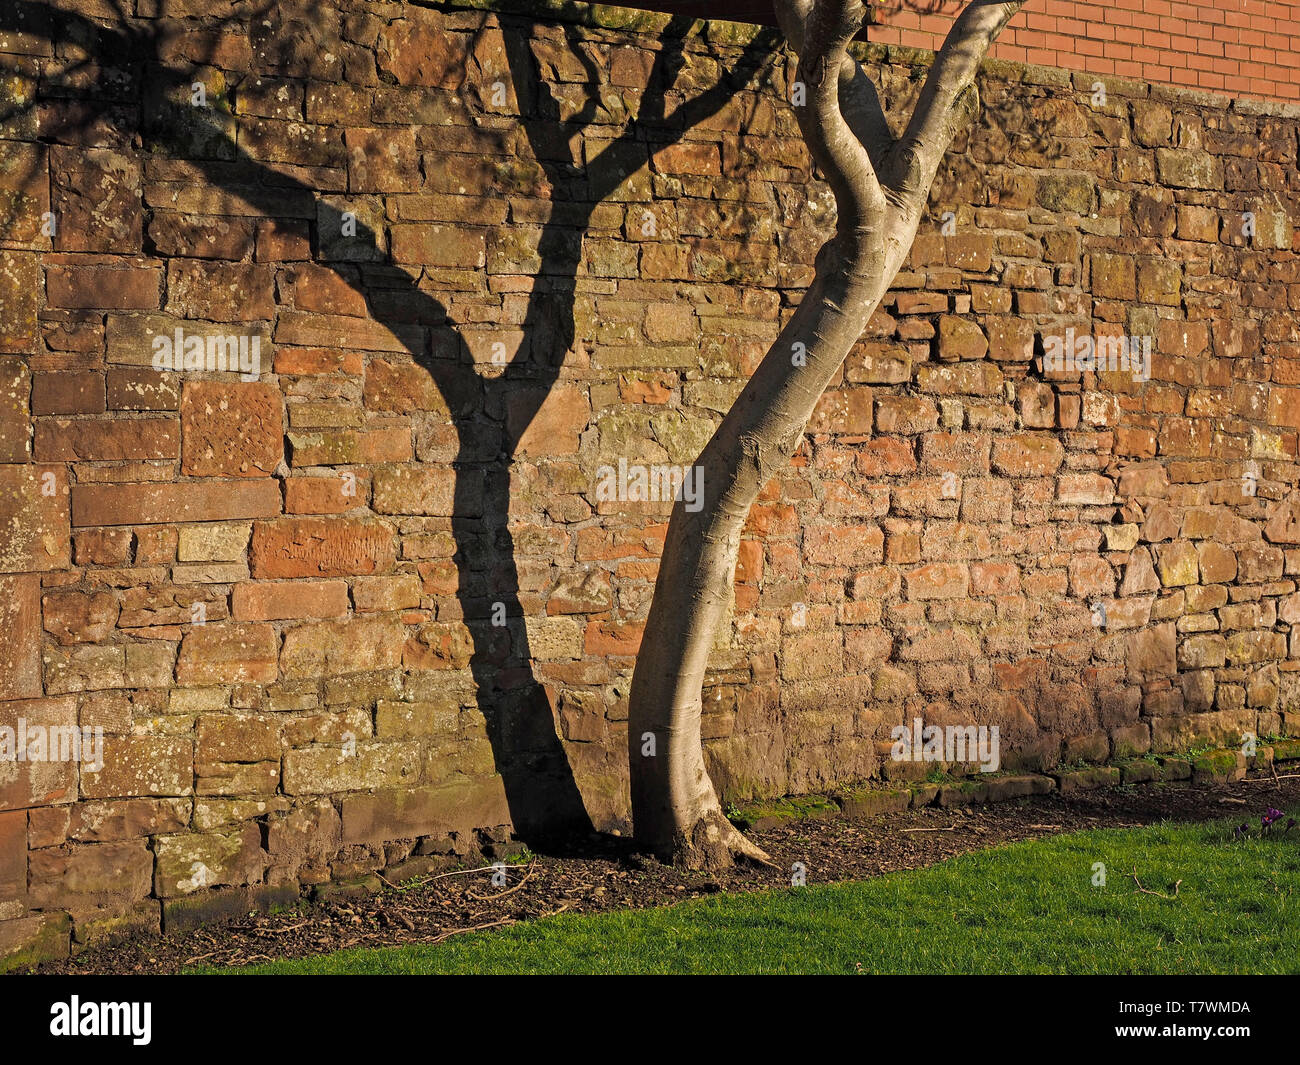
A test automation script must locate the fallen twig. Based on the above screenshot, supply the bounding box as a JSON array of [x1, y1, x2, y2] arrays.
[[1131, 865, 1181, 900], [251, 920, 312, 936], [468, 861, 536, 901], [409, 864, 513, 886], [900, 825, 959, 833], [425, 917, 514, 945]]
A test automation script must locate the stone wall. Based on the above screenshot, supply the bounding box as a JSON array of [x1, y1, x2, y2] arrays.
[[2, 0, 1299, 966]]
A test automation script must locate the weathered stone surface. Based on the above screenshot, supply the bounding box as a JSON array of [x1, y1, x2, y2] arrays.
[[0, 356, 31, 461], [339, 778, 511, 844], [371, 466, 462, 517], [231, 579, 349, 621], [280, 617, 406, 678], [42, 589, 118, 645], [0, 466, 70, 571], [81, 737, 193, 799], [282, 741, 422, 795], [177, 522, 251, 562], [181, 381, 283, 477], [71, 481, 280, 526], [51, 146, 141, 253], [250, 517, 396, 578], [176, 624, 279, 685], [28, 841, 153, 908], [154, 825, 266, 897], [0, 576, 41, 700]]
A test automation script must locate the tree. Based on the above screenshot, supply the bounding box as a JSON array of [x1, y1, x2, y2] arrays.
[[628, 0, 1027, 868]]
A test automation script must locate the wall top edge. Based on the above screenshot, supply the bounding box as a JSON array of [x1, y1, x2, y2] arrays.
[[427, 0, 1300, 119]]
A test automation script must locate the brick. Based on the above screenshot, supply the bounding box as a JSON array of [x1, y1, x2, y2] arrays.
[[0, 252, 41, 351], [287, 427, 411, 466], [74, 528, 133, 567], [0, 357, 30, 461], [938, 316, 988, 359], [509, 387, 589, 457], [391, 224, 486, 268], [31, 372, 105, 415], [345, 127, 419, 192], [275, 311, 420, 354], [153, 827, 265, 898], [71, 481, 280, 526], [50, 146, 141, 253], [875, 397, 938, 435], [808, 389, 873, 435], [81, 737, 193, 799], [339, 779, 510, 844], [45, 262, 161, 310], [34, 417, 178, 461], [0, 576, 41, 699], [371, 466, 461, 517], [362, 359, 449, 414], [42, 589, 118, 645], [352, 574, 422, 613], [197, 714, 281, 764], [106, 368, 180, 411], [177, 522, 251, 562], [986, 318, 1035, 361], [1058, 473, 1115, 505], [166, 260, 275, 322], [231, 580, 349, 621], [281, 617, 405, 678], [0, 465, 70, 571], [285, 475, 365, 514], [805, 525, 884, 565], [176, 623, 279, 685], [991, 435, 1064, 476], [181, 381, 283, 477], [1090, 253, 1136, 300], [250, 517, 396, 578], [905, 562, 970, 600]]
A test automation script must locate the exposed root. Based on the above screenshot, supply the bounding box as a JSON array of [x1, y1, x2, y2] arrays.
[[670, 810, 776, 871]]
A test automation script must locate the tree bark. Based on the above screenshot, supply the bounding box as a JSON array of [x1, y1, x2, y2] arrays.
[[628, 0, 1026, 868]]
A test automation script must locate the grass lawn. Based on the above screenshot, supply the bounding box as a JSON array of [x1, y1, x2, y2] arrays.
[[204, 811, 1299, 975]]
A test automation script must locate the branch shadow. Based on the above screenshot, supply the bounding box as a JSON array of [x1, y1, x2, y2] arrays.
[[2, 0, 773, 850]]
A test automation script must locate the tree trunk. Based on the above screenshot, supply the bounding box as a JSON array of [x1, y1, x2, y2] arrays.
[[628, 0, 1026, 867]]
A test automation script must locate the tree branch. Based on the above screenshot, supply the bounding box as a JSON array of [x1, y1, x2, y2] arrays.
[[777, 0, 893, 173], [886, 0, 1026, 202], [779, 0, 886, 238]]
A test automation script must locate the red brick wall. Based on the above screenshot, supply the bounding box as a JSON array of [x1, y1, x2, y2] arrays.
[[610, 2, 1300, 104], [869, 0, 1300, 103]]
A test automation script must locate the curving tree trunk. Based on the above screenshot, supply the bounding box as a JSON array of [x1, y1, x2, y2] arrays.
[[628, 0, 1027, 868]]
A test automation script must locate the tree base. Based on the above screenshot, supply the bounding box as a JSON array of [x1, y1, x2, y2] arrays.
[[663, 810, 775, 871]]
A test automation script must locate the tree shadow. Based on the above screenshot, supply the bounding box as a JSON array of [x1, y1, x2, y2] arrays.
[[2, 0, 773, 848]]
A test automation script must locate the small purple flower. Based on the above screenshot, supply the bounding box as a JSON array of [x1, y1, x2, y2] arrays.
[[1263, 808, 1284, 827]]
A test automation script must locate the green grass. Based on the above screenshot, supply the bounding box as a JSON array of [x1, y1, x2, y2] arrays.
[[203, 813, 1299, 975]]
